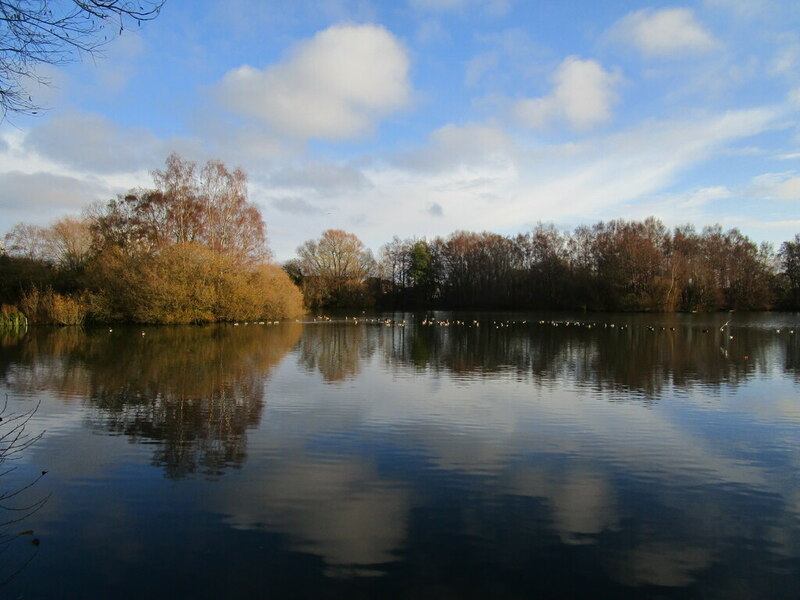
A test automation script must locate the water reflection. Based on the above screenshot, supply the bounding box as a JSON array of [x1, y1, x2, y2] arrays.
[[298, 322, 378, 383], [219, 456, 410, 577], [0, 399, 48, 589], [2, 324, 301, 478], [295, 314, 800, 399], [507, 464, 619, 545], [0, 313, 797, 598]]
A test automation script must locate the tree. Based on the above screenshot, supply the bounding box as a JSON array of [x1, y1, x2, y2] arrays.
[[779, 234, 800, 308], [0, 396, 48, 584], [378, 236, 411, 296], [83, 154, 301, 323], [407, 240, 437, 305], [436, 231, 520, 308], [1, 0, 165, 118], [296, 229, 376, 308], [48, 216, 92, 271], [516, 224, 569, 308], [2, 222, 50, 260], [0, 154, 304, 323], [91, 153, 270, 263]]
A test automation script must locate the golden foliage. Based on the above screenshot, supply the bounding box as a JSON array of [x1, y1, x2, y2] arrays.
[[18, 285, 88, 325], [87, 243, 304, 324], [0, 303, 27, 332]]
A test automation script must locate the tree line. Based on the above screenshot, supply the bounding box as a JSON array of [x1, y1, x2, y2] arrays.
[[289, 220, 800, 312], [4, 158, 800, 321], [1, 153, 304, 324]]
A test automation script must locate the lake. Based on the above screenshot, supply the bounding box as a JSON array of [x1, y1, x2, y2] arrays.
[[1, 311, 798, 599]]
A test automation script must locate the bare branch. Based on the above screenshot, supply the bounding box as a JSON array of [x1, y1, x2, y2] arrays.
[[1, 0, 165, 118]]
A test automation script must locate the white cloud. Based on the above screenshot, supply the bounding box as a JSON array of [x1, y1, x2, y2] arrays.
[[0, 171, 109, 222], [518, 108, 780, 216], [0, 125, 153, 233], [465, 51, 500, 87], [23, 111, 177, 174], [677, 186, 733, 208], [360, 107, 781, 253], [749, 171, 800, 200], [271, 197, 325, 215], [609, 8, 719, 58], [268, 162, 372, 194], [788, 87, 800, 109], [209, 451, 410, 574], [258, 106, 783, 260], [769, 42, 800, 79], [514, 56, 621, 131], [218, 24, 411, 141], [393, 122, 517, 173]]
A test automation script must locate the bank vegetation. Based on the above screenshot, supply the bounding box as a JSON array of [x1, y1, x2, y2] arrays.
[[4, 157, 800, 321], [1, 154, 304, 324], [289, 220, 800, 312]]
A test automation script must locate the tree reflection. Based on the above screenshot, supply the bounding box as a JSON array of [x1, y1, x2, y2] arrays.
[[783, 332, 800, 381], [298, 322, 378, 383], [366, 316, 787, 398], [0, 397, 48, 587], [2, 324, 301, 478]]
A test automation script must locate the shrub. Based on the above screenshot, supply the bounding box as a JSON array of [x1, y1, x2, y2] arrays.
[[18, 286, 87, 325], [86, 244, 305, 324]]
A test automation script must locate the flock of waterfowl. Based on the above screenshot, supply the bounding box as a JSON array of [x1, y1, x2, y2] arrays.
[[111, 316, 795, 344], [287, 315, 798, 336]]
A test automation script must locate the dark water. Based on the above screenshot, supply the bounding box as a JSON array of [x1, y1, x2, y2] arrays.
[[1, 311, 798, 599]]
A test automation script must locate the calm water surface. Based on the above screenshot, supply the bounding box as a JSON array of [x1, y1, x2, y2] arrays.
[[1, 311, 798, 599]]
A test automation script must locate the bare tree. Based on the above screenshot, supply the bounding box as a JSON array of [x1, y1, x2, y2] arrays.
[[92, 153, 270, 263], [0, 0, 165, 118], [297, 229, 376, 307], [2, 222, 50, 260], [48, 216, 91, 270]]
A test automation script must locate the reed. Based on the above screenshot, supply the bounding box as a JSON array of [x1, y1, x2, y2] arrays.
[[0, 304, 28, 332], [17, 286, 88, 326]]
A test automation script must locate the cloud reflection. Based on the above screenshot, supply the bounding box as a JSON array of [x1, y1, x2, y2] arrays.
[[217, 456, 409, 576]]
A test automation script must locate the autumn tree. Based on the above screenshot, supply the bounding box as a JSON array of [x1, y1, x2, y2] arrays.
[[585, 218, 669, 310], [84, 154, 303, 323], [48, 216, 92, 271], [1, 155, 304, 324], [2, 222, 50, 260], [1, 0, 165, 118], [515, 224, 570, 308], [434, 231, 522, 308], [1, 222, 54, 304], [779, 234, 800, 308], [376, 237, 440, 307], [93, 153, 270, 263], [0, 216, 93, 310], [296, 229, 376, 308], [379, 236, 411, 296]]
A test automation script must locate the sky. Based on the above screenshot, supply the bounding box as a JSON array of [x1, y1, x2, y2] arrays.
[[1, 0, 799, 261]]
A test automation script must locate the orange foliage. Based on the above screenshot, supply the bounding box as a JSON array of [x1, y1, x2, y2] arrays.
[[87, 243, 304, 324]]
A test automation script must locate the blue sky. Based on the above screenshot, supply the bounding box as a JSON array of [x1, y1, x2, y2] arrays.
[[1, 0, 799, 260]]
